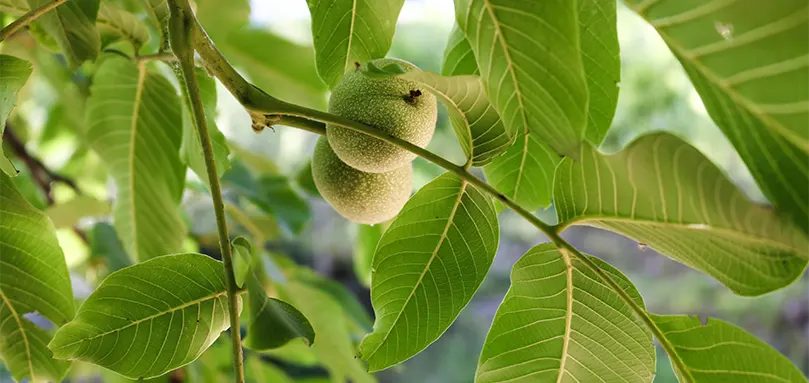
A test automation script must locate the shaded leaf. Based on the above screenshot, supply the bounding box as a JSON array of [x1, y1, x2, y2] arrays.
[[96, 3, 150, 50], [49, 253, 236, 380], [307, 0, 405, 88], [578, 0, 620, 146], [484, 132, 560, 211], [625, 0, 809, 234], [360, 172, 499, 371], [140, 0, 169, 30], [0, 172, 74, 382], [295, 160, 320, 198], [478, 243, 654, 383], [181, 67, 231, 184], [296, 272, 373, 333], [354, 223, 385, 287], [46, 195, 111, 229], [89, 222, 132, 272], [231, 236, 252, 288], [245, 356, 294, 383], [27, 0, 100, 67], [0, 54, 32, 176], [87, 57, 186, 261], [244, 272, 314, 351], [652, 314, 805, 382], [441, 24, 479, 76], [0, 0, 28, 14], [401, 71, 512, 166], [554, 133, 808, 295], [255, 176, 310, 235], [456, 0, 589, 156]]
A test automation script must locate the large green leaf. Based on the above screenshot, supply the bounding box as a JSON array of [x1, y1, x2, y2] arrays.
[[652, 314, 805, 382], [625, 0, 809, 234], [455, 0, 589, 156], [0, 172, 74, 382], [307, 0, 405, 88], [554, 133, 809, 295], [442, 24, 479, 76], [359, 172, 499, 371], [484, 132, 560, 211], [401, 71, 512, 166], [478, 244, 654, 383], [578, 0, 619, 146], [180, 67, 231, 185], [27, 0, 100, 67], [96, 2, 150, 51], [0, 54, 32, 176], [87, 57, 187, 261], [49, 253, 236, 380]]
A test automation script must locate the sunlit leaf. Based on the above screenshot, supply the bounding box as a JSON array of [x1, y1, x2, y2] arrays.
[[484, 132, 560, 211], [652, 314, 805, 382], [231, 236, 251, 288], [27, 0, 100, 67], [456, 0, 589, 156], [441, 24, 479, 76], [180, 67, 231, 185], [46, 195, 111, 229], [49, 253, 236, 380], [87, 57, 187, 261], [243, 272, 314, 351], [96, 3, 150, 51], [579, 0, 620, 146], [401, 71, 512, 166], [625, 0, 809, 234], [478, 243, 654, 383], [307, 0, 405, 88], [0, 172, 74, 382], [0, 54, 32, 176], [360, 172, 499, 371], [554, 133, 809, 295]]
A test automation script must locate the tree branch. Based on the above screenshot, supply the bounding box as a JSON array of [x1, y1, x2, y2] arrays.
[[3, 126, 80, 204], [0, 0, 69, 42]]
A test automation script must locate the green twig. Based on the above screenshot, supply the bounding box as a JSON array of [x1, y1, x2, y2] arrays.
[[189, 15, 690, 380], [167, 2, 245, 382], [0, 0, 68, 42]]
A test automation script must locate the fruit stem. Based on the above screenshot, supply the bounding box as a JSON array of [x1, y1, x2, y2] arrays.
[[191, 18, 688, 376], [168, 2, 245, 382]]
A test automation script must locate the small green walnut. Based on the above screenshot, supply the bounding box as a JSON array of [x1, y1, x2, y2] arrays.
[[312, 137, 411, 224], [327, 58, 437, 173]]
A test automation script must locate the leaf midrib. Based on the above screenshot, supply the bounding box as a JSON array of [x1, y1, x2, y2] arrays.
[[364, 180, 468, 362], [127, 63, 147, 261], [0, 289, 35, 381], [555, 248, 574, 383], [343, 0, 358, 78]]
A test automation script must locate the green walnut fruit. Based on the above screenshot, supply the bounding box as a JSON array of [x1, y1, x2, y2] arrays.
[[327, 58, 437, 173], [312, 137, 411, 224]]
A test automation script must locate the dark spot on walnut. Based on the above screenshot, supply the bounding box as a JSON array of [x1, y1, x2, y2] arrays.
[[404, 89, 422, 104]]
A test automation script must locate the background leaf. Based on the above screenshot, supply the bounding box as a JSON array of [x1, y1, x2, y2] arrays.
[[578, 0, 620, 146], [652, 314, 806, 382], [87, 57, 187, 261], [441, 24, 479, 76], [554, 133, 809, 295], [180, 67, 231, 184], [401, 71, 512, 166], [243, 272, 314, 351], [0, 54, 32, 176], [88, 222, 132, 272], [49, 253, 235, 380], [360, 173, 499, 371], [26, 0, 100, 67], [231, 237, 251, 288], [354, 223, 385, 287], [456, 0, 589, 156], [625, 0, 809, 235], [478, 244, 654, 383], [0, 172, 74, 382], [307, 0, 405, 88], [46, 195, 110, 229], [96, 3, 150, 51]]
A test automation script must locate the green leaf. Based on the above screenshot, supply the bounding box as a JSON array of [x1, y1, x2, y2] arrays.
[[578, 0, 620, 146], [96, 3, 150, 51], [401, 71, 513, 166], [0, 54, 32, 176], [0, 0, 27, 14], [181, 67, 231, 185], [295, 272, 374, 333], [307, 0, 405, 88], [0, 172, 75, 382], [652, 314, 805, 382], [359, 172, 499, 371], [245, 356, 294, 383], [484, 132, 561, 211], [554, 133, 809, 295], [295, 160, 320, 198], [231, 236, 252, 288], [441, 24, 479, 76], [354, 223, 384, 287], [625, 0, 809, 234], [87, 57, 187, 261], [46, 195, 111, 229], [89, 222, 132, 272], [27, 0, 100, 67], [478, 243, 654, 382], [456, 0, 589, 156], [49, 253, 236, 380], [255, 176, 311, 235], [243, 272, 314, 351], [141, 0, 169, 28]]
